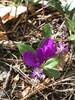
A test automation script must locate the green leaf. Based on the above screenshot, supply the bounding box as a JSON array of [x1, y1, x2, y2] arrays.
[[44, 68, 60, 79], [65, 19, 74, 33], [17, 43, 34, 54], [69, 34, 75, 41], [48, 0, 64, 14], [65, 15, 75, 33], [44, 58, 59, 68], [43, 58, 60, 79], [42, 24, 52, 37], [66, 0, 75, 11], [64, 3, 71, 15], [12, 0, 23, 5], [72, 15, 75, 26]]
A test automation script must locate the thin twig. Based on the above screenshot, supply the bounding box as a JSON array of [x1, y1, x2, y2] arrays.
[[29, 4, 49, 17], [55, 88, 75, 92], [0, 87, 11, 100], [0, 60, 32, 85], [3, 67, 12, 90]]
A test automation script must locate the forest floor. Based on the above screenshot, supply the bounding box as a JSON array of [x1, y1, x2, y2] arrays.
[[0, 0, 75, 100]]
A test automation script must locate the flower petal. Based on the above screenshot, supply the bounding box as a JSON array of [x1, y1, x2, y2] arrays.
[[22, 51, 40, 68], [43, 44, 56, 59], [36, 48, 45, 64], [58, 42, 68, 54], [31, 68, 45, 79], [40, 38, 55, 47], [40, 38, 57, 60]]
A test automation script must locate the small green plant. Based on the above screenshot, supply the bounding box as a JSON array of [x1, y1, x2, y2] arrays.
[[12, 0, 23, 5], [47, 0, 75, 41], [48, 0, 64, 14], [17, 22, 69, 79], [66, 14, 75, 34]]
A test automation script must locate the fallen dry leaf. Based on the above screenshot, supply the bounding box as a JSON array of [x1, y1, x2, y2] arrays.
[[0, 5, 27, 23], [21, 86, 31, 98], [0, 32, 8, 40]]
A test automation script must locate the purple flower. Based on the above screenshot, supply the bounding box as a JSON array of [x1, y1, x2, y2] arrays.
[[22, 48, 44, 68], [31, 68, 45, 79], [58, 42, 68, 54], [41, 38, 57, 59], [22, 38, 57, 68]]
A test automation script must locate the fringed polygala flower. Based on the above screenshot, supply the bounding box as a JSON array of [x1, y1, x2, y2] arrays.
[[22, 48, 45, 68], [22, 38, 57, 68]]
